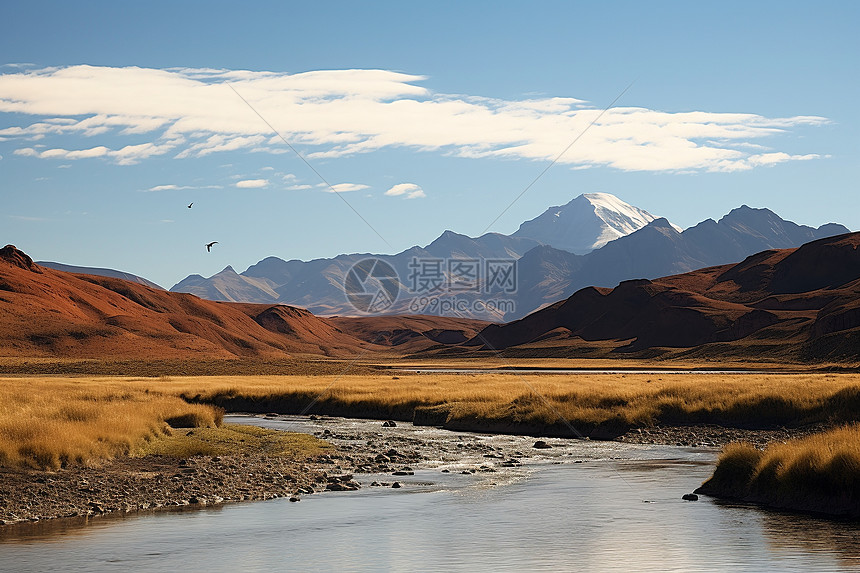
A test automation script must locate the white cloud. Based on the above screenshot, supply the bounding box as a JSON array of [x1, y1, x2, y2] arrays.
[[325, 183, 369, 193], [145, 183, 222, 192], [236, 178, 269, 188], [747, 152, 819, 167], [15, 143, 173, 164], [385, 183, 426, 199], [0, 65, 828, 172], [287, 184, 313, 190]]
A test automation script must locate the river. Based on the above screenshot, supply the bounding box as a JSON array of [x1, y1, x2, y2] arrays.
[[1, 415, 859, 572]]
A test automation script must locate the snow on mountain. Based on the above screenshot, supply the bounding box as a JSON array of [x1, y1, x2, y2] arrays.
[[513, 192, 678, 254]]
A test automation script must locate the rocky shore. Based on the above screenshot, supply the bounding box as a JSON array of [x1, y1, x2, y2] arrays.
[[617, 423, 832, 449], [0, 417, 431, 528], [0, 416, 834, 529], [0, 453, 329, 527]]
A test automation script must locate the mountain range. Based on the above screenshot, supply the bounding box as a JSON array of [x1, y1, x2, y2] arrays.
[[168, 193, 667, 319], [444, 231, 860, 364], [168, 193, 848, 320], [29, 192, 846, 322], [3, 230, 859, 365], [512, 205, 849, 317]]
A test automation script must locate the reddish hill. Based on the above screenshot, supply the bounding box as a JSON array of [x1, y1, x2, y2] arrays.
[[458, 233, 860, 362], [329, 315, 490, 352], [0, 245, 374, 359]]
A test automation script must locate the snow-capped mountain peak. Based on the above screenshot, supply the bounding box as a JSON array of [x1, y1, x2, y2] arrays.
[[513, 192, 675, 254]]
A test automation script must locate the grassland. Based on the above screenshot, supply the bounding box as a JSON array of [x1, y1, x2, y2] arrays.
[[0, 376, 334, 471], [0, 378, 224, 469], [697, 424, 860, 517], [155, 371, 860, 436], [5, 371, 860, 483]]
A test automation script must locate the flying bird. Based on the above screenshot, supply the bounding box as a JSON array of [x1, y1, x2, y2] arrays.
[[187, 202, 193, 209], [205, 241, 218, 252], [553, 211, 562, 217]]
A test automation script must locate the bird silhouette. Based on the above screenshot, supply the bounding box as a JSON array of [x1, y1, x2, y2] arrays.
[[187, 202, 193, 209], [205, 241, 218, 252]]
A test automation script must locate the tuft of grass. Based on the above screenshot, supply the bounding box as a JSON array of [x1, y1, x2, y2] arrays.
[[699, 424, 860, 516], [133, 423, 330, 459]]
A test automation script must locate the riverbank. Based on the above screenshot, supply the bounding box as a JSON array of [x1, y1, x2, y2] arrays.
[[0, 419, 397, 527], [1, 410, 837, 528], [0, 451, 326, 526], [166, 371, 860, 439], [696, 424, 860, 518], [4, 371, 860, 525]]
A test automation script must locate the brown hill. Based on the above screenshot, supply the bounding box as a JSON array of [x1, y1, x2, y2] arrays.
[[457, 233, 860, 363], [0, 245, 374, 359], [0, 245, 492, 361], [329, 315, 490, 352]]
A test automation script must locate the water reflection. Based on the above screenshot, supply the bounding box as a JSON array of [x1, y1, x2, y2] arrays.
[[761, 510, 860, 567]]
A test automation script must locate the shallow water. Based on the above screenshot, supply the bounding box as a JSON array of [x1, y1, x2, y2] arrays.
[[2, 416, 859, 572], [398, 368, 774, 375]]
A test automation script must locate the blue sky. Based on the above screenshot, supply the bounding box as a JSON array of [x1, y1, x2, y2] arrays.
[[1, 1, 857, 288]]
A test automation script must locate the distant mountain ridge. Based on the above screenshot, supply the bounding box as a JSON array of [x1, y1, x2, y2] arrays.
[[37, 261, 164, 290], [513, 205, 850, 317], [169, 195, 849, 321], [170, 192, 675, 316]]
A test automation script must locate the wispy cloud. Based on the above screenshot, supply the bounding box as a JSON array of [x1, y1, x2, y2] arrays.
[[385, 182, 425, 199], [325, 183, 369, 193], [145, 183, 222, 192], [0, 65, 829, 172], [8, 214, 47, 222], [235, 178, 269, 188], [14, 142, 176, 164]]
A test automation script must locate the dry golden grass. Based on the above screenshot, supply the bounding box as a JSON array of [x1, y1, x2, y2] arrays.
[[5, 371, 860, 470], [701, 424, 860, 514], [147, 372, 860, 429], [0, 378, 222, 469], [133, 423, 330, 459]]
